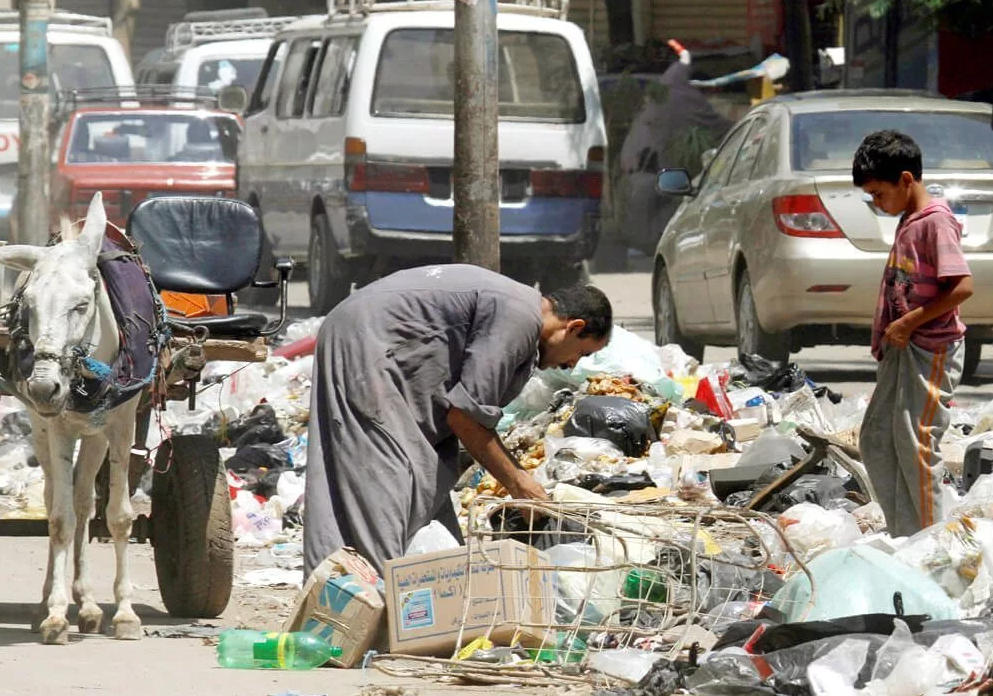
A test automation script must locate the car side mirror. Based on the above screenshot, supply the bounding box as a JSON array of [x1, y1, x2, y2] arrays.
[[656, 168, 694, 196], [218, 85, 248, 114], [701, 147, 718, 170]]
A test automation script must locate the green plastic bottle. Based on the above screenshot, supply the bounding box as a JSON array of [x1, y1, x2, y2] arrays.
[[216, 630, 342, 670], [623, 568, 668, 603]]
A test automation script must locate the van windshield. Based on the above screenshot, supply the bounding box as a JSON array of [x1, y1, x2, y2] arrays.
[[197, 58, 265, 94], [0, 43, 115, 119], [372, 28, 585, 123]]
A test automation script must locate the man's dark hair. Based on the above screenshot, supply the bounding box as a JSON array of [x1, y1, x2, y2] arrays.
[[852, 129, 923, 186], [545, 284, 613, 339]]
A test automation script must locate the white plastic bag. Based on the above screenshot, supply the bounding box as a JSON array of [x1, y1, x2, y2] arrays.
[[588, 648, 664, 683], [544, 436, 625, 463], [778, 502, 863, 563], [405, 520, 460, 556], [807, 639, 869, 696]]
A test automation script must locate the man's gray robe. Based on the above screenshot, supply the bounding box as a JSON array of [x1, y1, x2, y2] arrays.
[[303, 265, 543, 578]]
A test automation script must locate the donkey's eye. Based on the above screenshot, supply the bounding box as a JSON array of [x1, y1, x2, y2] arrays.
[[73, 303, 88, 313]]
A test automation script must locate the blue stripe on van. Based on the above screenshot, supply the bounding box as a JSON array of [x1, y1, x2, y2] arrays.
[[358, 192, 599, 236]]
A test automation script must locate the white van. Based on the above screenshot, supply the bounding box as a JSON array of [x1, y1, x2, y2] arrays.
[[236, 0, 607, 313], [135, 11, 302, 97], [0, 12, 133, 236]]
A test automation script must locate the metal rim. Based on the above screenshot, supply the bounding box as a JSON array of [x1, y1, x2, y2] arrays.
[[308, 224, 324, 303], [654, 272, 676, 345]]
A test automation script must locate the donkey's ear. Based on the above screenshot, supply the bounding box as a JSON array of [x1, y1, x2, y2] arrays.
[[79, 192, 107, 264], [0, 244, 41, 273]]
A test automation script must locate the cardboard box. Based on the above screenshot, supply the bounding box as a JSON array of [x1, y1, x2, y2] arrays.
[[383, 540, 554, 657], [283, 548, 386, 668]]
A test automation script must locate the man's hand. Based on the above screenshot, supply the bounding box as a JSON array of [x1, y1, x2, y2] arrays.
[[447, 407, 549, 504], [884, 314, 916, 349]]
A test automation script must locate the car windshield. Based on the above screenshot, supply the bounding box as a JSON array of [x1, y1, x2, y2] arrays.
[[372, 28, 585, 123], [0, 43, 115, 120], [792, 110, 993, 171], [197, 58, 265, 94], [66, 112, 239, 164]]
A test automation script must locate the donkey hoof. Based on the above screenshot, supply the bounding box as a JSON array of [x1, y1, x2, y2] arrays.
[[112, 615, 142, 641], [78, 606, 104, 635], [40, 617, 69, 645]]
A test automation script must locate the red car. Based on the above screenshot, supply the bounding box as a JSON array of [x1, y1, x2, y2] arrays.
[[45, 94, 243, 316]]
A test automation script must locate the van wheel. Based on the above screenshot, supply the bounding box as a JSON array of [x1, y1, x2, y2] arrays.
[[737, 270, 790, 364], [654, 266, 704, 361], [308, 214, 353, 315], [540, 261, 589, 292]]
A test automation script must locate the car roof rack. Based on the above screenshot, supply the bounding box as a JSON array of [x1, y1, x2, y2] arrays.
[[54, 85, 221, 119], [771, 88, 948, 102], [0, 11, 113, 37], [325, 0, 569, 20], [164, 14, 302, 54]]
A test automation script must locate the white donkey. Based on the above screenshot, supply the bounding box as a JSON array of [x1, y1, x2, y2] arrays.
[[0, 193, 142, 644]]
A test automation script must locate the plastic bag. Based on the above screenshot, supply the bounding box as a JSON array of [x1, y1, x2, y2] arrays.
[[860, 619, 947, 696], [498, 373, 561, 432], [564, 396, 656, 457], [546, 543, 626, 626], [405, 520, 461, 556], [770, 547, 960, 623], [806, 638, 869, 696], [778, 502, 863, 563], [777, 386, 834, 434], [554, 326, 683, 400], [588, 648, 665, 683]]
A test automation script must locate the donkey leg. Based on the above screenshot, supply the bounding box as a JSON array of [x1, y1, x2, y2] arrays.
[[72, 435, 109, 635], [28, 414, 54, 633], [104, 402, 141, 640], [39, 424, 77, 645]]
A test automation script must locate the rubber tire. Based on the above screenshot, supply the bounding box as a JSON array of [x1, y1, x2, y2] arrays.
[[964, 338, 983, 382], [151, 435, 233, 619], [540, 261, 590, 292], [308, 213, 353, 315], [737, 270, 790, 364], [653, 266, 704, 362], [236, 232, 279, 307]]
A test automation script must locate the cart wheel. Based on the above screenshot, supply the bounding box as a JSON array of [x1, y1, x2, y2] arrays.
[[151, 435, 233, 618]]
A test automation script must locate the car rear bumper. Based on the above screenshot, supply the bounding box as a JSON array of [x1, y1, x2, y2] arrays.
[[752, 237, 993, 334], [345, 202, 600, 262]]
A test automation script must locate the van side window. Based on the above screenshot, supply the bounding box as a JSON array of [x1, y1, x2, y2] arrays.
[[277, 38, 321, 119], [250, 40, 287, 114], [310, 37, 357, 118]]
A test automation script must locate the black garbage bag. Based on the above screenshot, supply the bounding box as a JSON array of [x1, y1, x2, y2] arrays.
[[225, 443, 289, 474], [564, 396, 656, 457], [768, 474, 849, 513], [215, 403, 285, 449], [595, 656, 695, 696], [734, 353, 844, 403]]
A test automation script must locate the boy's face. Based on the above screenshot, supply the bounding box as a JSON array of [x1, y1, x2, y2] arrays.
[[861, 172, 914, 216]]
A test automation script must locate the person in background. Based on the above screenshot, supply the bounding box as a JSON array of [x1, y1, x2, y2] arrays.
[[855, 129, 974, 537], [303, 264, 613, 578]]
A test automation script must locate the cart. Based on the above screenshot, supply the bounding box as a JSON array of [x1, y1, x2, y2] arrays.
[[0, 195, 294, 618]]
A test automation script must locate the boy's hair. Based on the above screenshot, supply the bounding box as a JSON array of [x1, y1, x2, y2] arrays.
[[544, 284, 613, 339], [852, 129, 923, 186]]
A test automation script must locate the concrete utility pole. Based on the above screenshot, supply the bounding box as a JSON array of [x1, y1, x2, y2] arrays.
[[15, 0, 53, 247], [452, 0, 500, 272]]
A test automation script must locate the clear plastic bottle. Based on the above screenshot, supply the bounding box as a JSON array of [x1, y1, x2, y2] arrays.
[[216, 630, 342, 670]]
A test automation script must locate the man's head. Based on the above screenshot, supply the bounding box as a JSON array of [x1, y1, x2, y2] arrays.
[[538, 283, 612, 370], [852, 129, 924, 216]]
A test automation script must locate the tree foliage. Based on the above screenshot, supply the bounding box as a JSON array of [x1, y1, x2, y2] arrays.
[[823, 0, 993, 36]]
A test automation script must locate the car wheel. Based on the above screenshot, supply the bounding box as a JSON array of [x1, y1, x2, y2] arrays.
[[308, 214, 353, 315], [737, 269, 790, 364], [654, 266, 704, 361], [963, 338, 983, 382]]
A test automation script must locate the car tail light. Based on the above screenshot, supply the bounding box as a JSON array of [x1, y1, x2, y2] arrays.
[[344, 137, 429, 194], [772, 195, 843, 238], [530, 170, 602, 199]]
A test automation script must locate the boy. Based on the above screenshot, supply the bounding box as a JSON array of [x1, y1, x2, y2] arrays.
[[855, 129, 973, 537]]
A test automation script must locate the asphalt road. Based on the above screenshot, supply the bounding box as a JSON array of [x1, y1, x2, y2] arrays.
[[1, 270, 990, 696]]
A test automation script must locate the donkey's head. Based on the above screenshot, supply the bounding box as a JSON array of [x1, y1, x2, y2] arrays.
[[0, 193, 106, 415]]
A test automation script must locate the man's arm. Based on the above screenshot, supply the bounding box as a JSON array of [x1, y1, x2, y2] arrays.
[[447, 407, 548, 501], [884, 275, 974, 347]]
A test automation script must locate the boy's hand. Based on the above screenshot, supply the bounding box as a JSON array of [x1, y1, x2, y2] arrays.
[[884, 314, 916, 348]]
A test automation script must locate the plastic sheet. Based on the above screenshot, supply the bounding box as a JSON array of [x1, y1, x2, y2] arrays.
[[546, 542, 626, 625], [770, 547, 960, 623], [405, 520, 461, 556]]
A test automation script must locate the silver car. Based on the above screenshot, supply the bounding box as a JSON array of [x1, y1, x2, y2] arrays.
[[652, 89, 993, 379]]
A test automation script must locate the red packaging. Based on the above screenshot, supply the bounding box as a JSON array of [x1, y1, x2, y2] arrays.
[[695, 374, 734, 419]]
